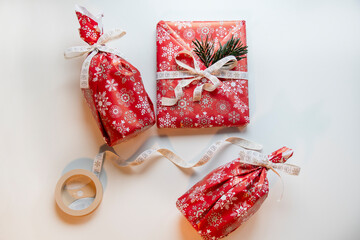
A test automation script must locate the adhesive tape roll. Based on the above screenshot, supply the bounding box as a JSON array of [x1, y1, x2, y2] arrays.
[[55, 169, 103, 217]]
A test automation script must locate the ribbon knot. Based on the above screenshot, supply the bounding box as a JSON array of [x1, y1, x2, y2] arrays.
[[91, 43, 102, 51], [157, 50, 248, 106], [64, 29, 126, 88]]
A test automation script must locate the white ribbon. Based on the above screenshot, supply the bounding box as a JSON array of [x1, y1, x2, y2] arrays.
[[238, 150, 300, 176], [102, 137, 263, 168], [64, 29, 126, 88], [238, 150, 300, 201], [157, 50, 248, 106]]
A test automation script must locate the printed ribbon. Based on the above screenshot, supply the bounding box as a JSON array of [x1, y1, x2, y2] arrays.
[[102, 137, 263, 168], [238, 150, 300, 200], [238, 150, 300, 176], [157, 50, 248, 106], [64, 29, 126, 88]]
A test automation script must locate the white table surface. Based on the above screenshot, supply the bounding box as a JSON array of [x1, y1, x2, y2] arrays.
[[1, 0, 359, 239]]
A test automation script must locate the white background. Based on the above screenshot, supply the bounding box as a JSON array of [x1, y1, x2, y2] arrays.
[[0, 0, 359, 239]]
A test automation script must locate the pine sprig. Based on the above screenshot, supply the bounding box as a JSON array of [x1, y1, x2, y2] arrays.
[[192, 35, 248, 67], [212, 36, 248, 63], [192, 35, 214, 68]]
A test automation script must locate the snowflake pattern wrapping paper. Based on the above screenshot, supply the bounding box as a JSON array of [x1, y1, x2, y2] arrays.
[[177, 147, 298, 239], [156, 21, 249, 128], [69, 6, 155, 146]]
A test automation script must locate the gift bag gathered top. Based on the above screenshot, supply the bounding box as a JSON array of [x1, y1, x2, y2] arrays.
[[65, 5, 155, 146], [156, 21, 249, 128]]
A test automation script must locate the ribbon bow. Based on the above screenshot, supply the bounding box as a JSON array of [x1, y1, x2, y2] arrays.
[[239, 150, 300, 176], [239, 149, 300, 200], [157, 50, 248, 106], [64, 29, 126, 88]]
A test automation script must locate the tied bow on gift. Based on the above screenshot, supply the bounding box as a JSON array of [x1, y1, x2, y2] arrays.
[[157, 50, 248, 106], [64, 28, 126, 88], [239, 148, 300, 176], [238, 147, 300, 201]]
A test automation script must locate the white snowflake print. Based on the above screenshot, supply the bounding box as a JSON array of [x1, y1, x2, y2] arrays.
[[116, 88, 135, 107], [225, 80, 246, 94], [161, 42, 180, 61], [231, 21, 245, 39], [195, 112, 214, 127], [215, 26, 228, 38], [94, 91, 112, 116], [197, 23, 214, 38], [159, 61, 171, 71], [82, 25, 98, 40], [176, 198, 189, 216], [157, 27, 170, 44], [133, 82, 144, 94], [112, 120, 130, 136], [228, 110, 240, 123], [208, 171, 225, 185], [109, 105, 122, 118], [138, 117, 152, 127], [183, 28, 195, 41], [180, 117, 194, 128], [200, 93, 214, 109], [158, 112, 177, 128], [135, 96, 151, 115], [216, 100, 231, 114], [158, 80, 175, 97], [217, 82, 232, 97], [156, 93, 167, 114], [230, 204, 249, 218], [174, 21, 192, 30], [207, 212, 222, 227], [123, 110, 137, 124], [244, 115, 250, 123], [234, 96, 248, 113], [92, 59, 111, 82], [214, 115, 224, 125], [172, 96, 194, 117], [214, 191, 238, 210], [105, 79, 118, 92], [189, 184, 206, 203]]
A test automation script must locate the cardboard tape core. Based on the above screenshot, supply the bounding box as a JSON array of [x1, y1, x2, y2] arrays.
[[55, 169, 103, 216]]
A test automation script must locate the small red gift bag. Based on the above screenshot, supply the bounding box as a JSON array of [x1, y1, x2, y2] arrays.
[[176, 147, 300, 239], [65, 5, 155, 146]]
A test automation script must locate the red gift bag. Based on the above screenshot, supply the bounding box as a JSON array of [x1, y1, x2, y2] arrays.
[[176, 147, 300, 239], [65, 5, 155, 146]]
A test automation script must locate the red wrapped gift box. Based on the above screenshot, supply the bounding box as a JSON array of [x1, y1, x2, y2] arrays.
[[176, 147, 300, 239], [66, 6, 155, 146], [156, 21, 249, 128]]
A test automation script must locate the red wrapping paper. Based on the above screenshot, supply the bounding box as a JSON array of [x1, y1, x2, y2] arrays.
[[73, 7, 155, 146], [156, 21, 249, 128], [176, 147, 294, 239]]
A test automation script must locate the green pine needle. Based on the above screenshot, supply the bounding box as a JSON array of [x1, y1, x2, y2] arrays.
[[192, 35, 248, 67]]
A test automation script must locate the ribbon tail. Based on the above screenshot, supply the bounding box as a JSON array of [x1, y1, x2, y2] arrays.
[[80, 49, 98, 88], [97, 29, 126, 44], [161, 97, 179, 106], [104, 137, 262, 169], [64, 46, 92, 59]]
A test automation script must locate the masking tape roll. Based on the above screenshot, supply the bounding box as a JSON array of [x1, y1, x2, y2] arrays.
[[55, 169, 103, 217]]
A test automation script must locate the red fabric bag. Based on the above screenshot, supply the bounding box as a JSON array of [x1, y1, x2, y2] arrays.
[[65, 6, 155, 146], [176, 147, 300, 239]]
